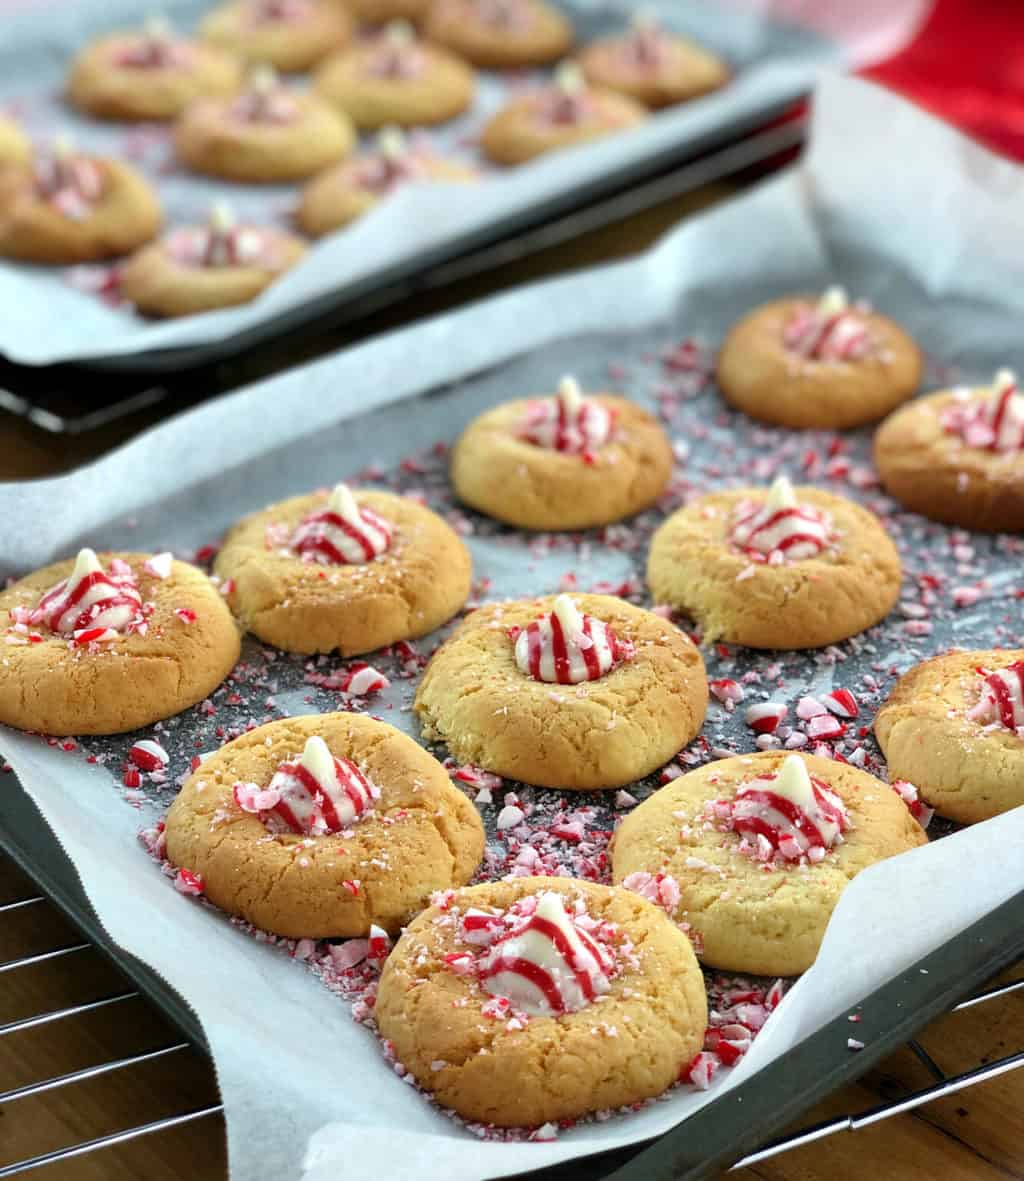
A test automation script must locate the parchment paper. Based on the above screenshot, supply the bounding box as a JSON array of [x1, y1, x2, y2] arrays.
[[0, 0, 928, 365], [1, 73, 1023, 1181]]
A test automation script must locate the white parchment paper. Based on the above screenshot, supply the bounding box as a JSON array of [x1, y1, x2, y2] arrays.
[[1, 73, 1022, 1181], [0, 0, 927, 365]]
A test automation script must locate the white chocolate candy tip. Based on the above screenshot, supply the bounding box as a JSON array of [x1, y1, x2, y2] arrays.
[[377, 125, 406, 159], [249, 63, 279, 92], [328, 482, 362, 525], [554, 61, 585, 94], [208, 200, 235, 232], [298, 734, 336, 782], [765, 474, 797, 511], [817, 286, 848, 316], [144, 13, 172, 39], [631, 7, 657, 30], [993, 367, 1017, 392], [552, 593, 583, 636], [52, 133, 75, 159], [773, 753, 814, 803], [69, 546, 103, 582], [385, 18, 415, 44], [557, 374, 583, 411]]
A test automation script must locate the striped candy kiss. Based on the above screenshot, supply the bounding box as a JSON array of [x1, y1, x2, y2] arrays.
[[730, 475, 831, 562], [970, 663, 1024, 732], [116, 16, 191, 68], [513, 594, 627, 684], [952, 369, 1024, 453], [782, 286, 871, 362], [728, 754, 849, 864], [34, 137, 104, 222], [479, 892, 615, 1017], [240, 735, 377, 836], [291, 482, 392, 566], [519, 375, 613, 459], [29, 548, 143, 637]]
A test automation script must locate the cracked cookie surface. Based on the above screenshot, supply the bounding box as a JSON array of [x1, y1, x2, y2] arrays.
[[414, 593, 707, 790], [375, 875, 707, 1128], [0, 552, 239, 736], [611, 751, 928, 976], [164, 712, 485, 937], [875, 649, 1024, 823], [215, 488, 472, 655]]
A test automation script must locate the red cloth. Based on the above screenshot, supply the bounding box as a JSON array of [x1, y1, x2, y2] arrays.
[[863, 0, 1024, 159]]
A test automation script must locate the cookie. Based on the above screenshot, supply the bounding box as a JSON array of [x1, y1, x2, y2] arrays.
[[0, 548, 240, 736], [612, 751, 928, 976], [480, 62, 646, 165], [874, 369, 1024, 532], [175, 66, 355, 182], [415, 593, 708, 790], [875, 649, 1024, 824], [200, 0, 351, 72], [314, 22, 475, 129], [647, 476, 902, 649], [717, 286, 923, 430], [215, 482, 472, 655], [349, 0, 430, 24], [450, 376, 673, 531], [425, 0, 572, 69], [68, 17, 243, 122], [579, 14, 728, 108], [0, 142, 161, 264], [296, 126, 475, 236], [164, 712, 485, 937], [0, 116, 29, 167], [375, 875, 707, 1127], [121, 201, 306, 318]]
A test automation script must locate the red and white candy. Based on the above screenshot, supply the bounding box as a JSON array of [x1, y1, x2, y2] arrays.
[[337, 662, 390, 697], [728, 754, 849, 863], [168, 202, 269, 269], [622, 11, 666, 67], [129, 739, 170, 772], [117, 16, 190, 69], [730, 476, 831, 562], [474, 0, 532, 29], [538, 63, 594, 126], [947, 369, 1024, 453], [744, 702, 787, 733], [249, 0, 313, 24], [230, 64, 299, 124], [782, 287, 871, 362], [969, 662, 1024, 731], [30, 548, 143, 637], [364, 21, 425, 79], [235, 735, 377, 836], [291, 482, 392, 566], [519, 375, 613, 458], [33, 136, 104, 221], [479, 892, 615, 1017], [513, 594, 627, 685]]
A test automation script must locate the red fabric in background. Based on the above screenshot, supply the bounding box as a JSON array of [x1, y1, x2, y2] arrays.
[[863, 0, 1024, 159]]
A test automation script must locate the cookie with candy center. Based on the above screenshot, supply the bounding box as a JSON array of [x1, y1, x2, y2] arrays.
[[646, 476, 902, 649], [450, 375, 673, 530], [164, 713, 485, 937], [0, 548, 240, 735], [875, 648, 1024, 824], [874, 368, 1024, 532], [415, 593, 707, 790], [716, 287, 922, 430], [425, 0, 573, 70], [611, 752, 929, 976], [200, 0, 352, 72], [375, 876, 707, 1128]]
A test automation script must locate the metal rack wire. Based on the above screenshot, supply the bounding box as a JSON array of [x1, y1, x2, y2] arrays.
[[2, 885, 1021, 1180]]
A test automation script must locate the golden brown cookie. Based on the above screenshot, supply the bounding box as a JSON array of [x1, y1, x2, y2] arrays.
[[874, 373, 1024, 532], [425, 0, 572, 69], [875, 649, 1024, 824], [646, 477, 902, 649], [480, 64, 646, 165], [579, 16, 729, 108], [415, 593, 708, 790], [314, 23, 475, 129], [164, 712, 485, 937], [450, 379, 673, 531], [68, 21, 243, 122], [349, 0, 430, 24], [215, 484, 472, 655], [611, 751, 928, 976], [121, 203, 306, 317], [0, 548, 240, 736], [175, 69, 355, 182], [716, 287, 923, 430], [0, 116, 29, 167], [200, 0, 352, 71], [0, 151, 161, 264], [376, 876, 707, 1128], [296, 127, 475, 235]]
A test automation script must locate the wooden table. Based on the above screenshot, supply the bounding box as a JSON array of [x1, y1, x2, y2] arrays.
[[1, 187, 1021, 1180]]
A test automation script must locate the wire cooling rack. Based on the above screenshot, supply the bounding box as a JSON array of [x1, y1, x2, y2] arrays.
[[2, 866, 1021, 1180]]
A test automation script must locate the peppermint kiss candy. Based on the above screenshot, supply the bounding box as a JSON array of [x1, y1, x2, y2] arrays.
[[514, 594, 626, 685], [357, 127, 425, 192], [291, 483, 393, 565], [30, 548, 143, 637], [257, 735, 376, 835], [540, 63, 593, 126], [479, 892, 615, 1017], [969, 663, 1024, 731], [952, 370, 1024, 453], [365, 21, 424, 79], [34, 137, 104, 221], [729, 755, 849, 863], [477, 0, 532, 29], [231, 65, 299, 124], [250, 0, 313, 23], [519, 375, 613, 458], [783, 287, 871, 362], [118, 15, 190, 69], [730, 476, 831, 562], [624, 10, 665, 67]]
